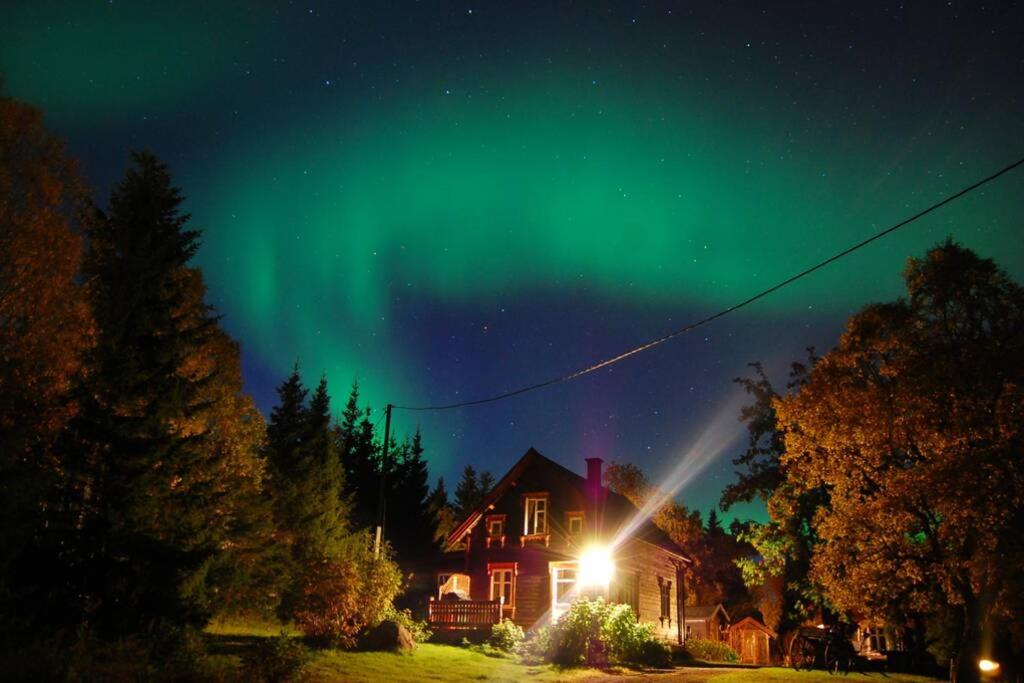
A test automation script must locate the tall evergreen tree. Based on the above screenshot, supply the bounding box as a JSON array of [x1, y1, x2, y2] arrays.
[[388, 427, 433, 558], [478, 471, 495, 498], [453, 465, 481, 518], [80, 152, 254, 633], [301, 377, 349, 557], [427, 477, 457, 546]]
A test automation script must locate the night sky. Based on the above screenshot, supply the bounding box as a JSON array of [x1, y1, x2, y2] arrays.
[[5, 1, 1023, 523]]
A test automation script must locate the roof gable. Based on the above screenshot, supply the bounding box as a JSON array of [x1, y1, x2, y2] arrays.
[[728, 616, 776, 638], [444, 447, 690, 561]]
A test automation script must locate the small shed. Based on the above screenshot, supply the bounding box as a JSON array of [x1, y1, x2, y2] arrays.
[[728, 616, 776, 665], [684, 604, 730, 641]]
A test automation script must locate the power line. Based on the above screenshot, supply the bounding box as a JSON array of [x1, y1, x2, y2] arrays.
[[393, 155, 1024, 412]]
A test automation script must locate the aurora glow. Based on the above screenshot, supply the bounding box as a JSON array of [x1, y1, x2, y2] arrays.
[[4, 1, 1022, 520]]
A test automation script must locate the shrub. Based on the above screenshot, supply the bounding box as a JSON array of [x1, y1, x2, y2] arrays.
[[242, 631, 309, 682], [292, 536, 402, 647], [684, 637, 740, 663], [636, 639, 673, 668], [489, 619, 525, 652], [516, 625, 554, 665], [528, 598, 674, 669], [550, 597, 610, 666], [600, 603, 670, 667], [379, 604, 432, 643]]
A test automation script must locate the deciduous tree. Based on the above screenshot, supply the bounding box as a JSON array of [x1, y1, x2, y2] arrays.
[[775, 242, 1024, 681]]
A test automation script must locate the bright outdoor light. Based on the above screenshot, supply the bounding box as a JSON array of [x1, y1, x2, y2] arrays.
[[978, 659, 1000, 673], [578, 545, 615, 588]]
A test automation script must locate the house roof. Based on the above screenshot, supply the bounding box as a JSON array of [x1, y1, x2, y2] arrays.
[[684, 603, 730, 622], [728, 616, 777, 638], [444, 447, 691, 562]]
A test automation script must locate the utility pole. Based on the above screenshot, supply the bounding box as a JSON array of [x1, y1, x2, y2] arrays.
[[373, 403, 393, 558]]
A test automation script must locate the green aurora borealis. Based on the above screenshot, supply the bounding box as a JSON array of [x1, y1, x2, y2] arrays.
[[4, 1, 1023, 519]]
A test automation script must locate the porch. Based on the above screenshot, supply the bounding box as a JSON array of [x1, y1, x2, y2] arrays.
[[427, 598, 504, 630]]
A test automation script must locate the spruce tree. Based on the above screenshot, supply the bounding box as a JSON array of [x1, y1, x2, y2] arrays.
[[453, 465, 481, 518], [478, 471, 495, 498], [427, 478, 457, 546], [389, 428, 432, 558], [80, 152, 234, 632], [301, 377, 349, 557]]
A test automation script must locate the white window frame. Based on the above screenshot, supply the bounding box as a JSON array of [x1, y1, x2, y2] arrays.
[[524, 495, 548, 536], [488, 563, 516, 617], [549, 561, 578, 623]]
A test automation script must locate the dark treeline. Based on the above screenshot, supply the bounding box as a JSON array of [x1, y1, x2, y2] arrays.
[[0, 93, 482, 673]]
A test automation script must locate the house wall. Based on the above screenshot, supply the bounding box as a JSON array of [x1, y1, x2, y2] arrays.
[[445, 454, 689, 637], [615, 538, 683, 642]]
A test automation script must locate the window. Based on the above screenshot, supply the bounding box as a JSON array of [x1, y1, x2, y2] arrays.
[[486, 515, 504, 538], [485, 515, 506, 548], [658, 576, 672, 626], [612, 573, 640, 620], [550, 562, 578, 621], [488, 563, 516, 616], [567, 511, 584, 535], [554, 567, 577, 603], [524, 495, 548, 535]]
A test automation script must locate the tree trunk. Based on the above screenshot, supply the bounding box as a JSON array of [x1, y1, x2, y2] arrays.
[[954, 601, 982, 683]]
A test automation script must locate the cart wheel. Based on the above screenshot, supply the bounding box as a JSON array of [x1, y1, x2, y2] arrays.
[[790, 635, 817, 671], [825, 642, 849, 676]]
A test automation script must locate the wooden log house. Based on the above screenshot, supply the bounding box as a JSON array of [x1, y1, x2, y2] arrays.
[[430, 448, 692, 642]]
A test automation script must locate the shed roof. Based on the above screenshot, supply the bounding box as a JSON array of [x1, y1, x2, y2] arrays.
[[684, 603, 730, 622], [728, 616, 777, 638]]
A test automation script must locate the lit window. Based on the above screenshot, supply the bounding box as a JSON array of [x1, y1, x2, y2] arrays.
[[489, 563, 515, 615], [567, 512, 584, 535], [550, 562, 578, 621], [524, 496, 548, 535]]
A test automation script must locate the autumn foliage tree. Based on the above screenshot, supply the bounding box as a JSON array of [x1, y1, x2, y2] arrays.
[[0, 95, 93, 635], [774, 241, 1024, 681]]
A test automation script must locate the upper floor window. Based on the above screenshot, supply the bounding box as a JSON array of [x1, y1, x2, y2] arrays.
[[524, 495, 548, 535], [486, 515, 505, 538], [567, 511, 585, 535]]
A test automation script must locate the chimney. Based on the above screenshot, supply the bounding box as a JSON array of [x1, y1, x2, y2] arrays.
[[585, 457, 605, 538], [585, 457, 603, 497]]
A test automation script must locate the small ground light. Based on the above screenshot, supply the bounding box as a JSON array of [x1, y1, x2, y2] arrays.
[[979, 659, 1000, 673], [578, 545, 615, 589]]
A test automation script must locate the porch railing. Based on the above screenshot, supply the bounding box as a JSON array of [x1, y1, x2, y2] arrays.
[[428, 598, 503, 629]]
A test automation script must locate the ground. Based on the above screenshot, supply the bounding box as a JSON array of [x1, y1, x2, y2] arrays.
[[204, 621, 942, 682]]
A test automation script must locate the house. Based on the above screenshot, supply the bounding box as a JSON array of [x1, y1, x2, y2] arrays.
[[727, 616, 776, 664], [429, 447, 692, 642], [683, 603, 730, 641]]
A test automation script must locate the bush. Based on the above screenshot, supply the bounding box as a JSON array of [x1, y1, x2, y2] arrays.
[[242, 631, 309, 682], [600, 603, 670, 667], [489, 619, 525, 652], [292, 537, 403, 647], [516, 625, 554, 665], [684, 637, 740, 663], [378, 604, 432, 643], [534, 597, 671, 669]]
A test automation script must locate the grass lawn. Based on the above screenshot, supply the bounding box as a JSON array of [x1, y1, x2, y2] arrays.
[[203, 622, 942, 682], [653, 667, 942, 683], [305, 644, 618, 682]]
